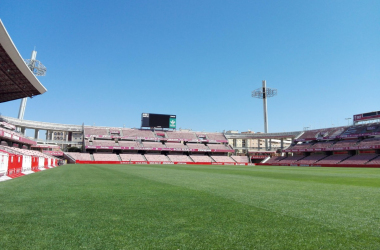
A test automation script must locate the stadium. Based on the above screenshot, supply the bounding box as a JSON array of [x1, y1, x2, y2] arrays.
[[1, 2, 380, 249]]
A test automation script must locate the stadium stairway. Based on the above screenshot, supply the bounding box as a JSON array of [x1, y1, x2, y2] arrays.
[[117, 154, 122, 161], [142, 154, 148, 161], [90, 154, 95, 161]]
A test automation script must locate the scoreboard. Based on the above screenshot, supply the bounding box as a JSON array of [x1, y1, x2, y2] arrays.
[[353, 111, 380, 123], [141, 113, 176, 129]]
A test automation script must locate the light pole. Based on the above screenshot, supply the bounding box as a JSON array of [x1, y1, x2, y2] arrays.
[[252, 80, 277, 150], [345, 118, 351, 126]]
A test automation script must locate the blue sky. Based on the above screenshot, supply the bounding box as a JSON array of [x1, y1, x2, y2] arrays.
[[1, 0, 379, 134]]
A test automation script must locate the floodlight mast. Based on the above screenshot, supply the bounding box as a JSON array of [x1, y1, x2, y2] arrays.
[[18, 49, 47, 121], [251, 80, 277, 150]]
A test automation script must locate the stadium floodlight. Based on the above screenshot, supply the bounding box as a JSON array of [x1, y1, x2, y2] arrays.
[[252, 80, 277, 150], [18, 50, 47, 121], [345, 117, 351, 126]]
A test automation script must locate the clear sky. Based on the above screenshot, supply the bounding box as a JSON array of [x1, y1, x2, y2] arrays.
[[1, 0, 379, 134]]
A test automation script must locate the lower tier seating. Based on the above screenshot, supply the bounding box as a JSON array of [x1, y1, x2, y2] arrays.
[[119, 154, 146, 161], [316, 154, 350, 164], [338, 154, 378, 165], [279, 155, 305, 164], [296, 154, 327, 165], [66, 152, 92, 161], [168, 155, 193, 162], [93, 153, 119, 161], [190, 155, 213, 163], [211, 156, 235, 163], [144, 154, 170, 162], [231, 155, 249, 163]]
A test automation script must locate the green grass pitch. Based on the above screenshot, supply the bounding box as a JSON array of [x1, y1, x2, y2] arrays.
[[0, 164, 380, 249]]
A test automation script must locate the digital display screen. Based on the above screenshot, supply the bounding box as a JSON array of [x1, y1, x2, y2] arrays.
[[141, 113, 176, 129]]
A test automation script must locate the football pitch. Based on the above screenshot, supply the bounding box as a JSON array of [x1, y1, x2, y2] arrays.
[[0, 164, 380, 249]]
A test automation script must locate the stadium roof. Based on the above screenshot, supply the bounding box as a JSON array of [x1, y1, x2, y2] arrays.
[[0, 19, 47, 103]]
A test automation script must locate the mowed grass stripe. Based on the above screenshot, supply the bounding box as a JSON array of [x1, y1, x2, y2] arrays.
[[105, 165, 380, 238], [0, 165, 377, 249], [140, 164, 380, 188]]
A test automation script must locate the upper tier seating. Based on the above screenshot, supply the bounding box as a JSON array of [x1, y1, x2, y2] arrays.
[[357, 137, 380, 147], [340, 125, 371, 137], [66, 152, 92, 161], [231, 156, 249, 163], [109, 128, 121, 135], [186, 143, 209, 150], [297, 130, 320, 140], [297, 127, 346, 140], [296, 154, 327, 165], [207, 144, 231, 150], [316, 154, 350, 164], [326, 127, 346, 138], [331, 139, 358, 148], [166, 131, 197, 140], [93, 153, 120, 161], [338, 154, 378, 165], [205, 133, 226, 141], [142, 142, 165, 148], [287, 143, 312, 150], [190, 155, 213, 163], [84, 127, 109, 136], [91, 140, 117, 147], [366, 155, 380, 165], [165, 142, 188, 149], [310, 141, 334, 149], [121, 129, 155, 138], [168, 155, 193, 162], [211, 155, 235, 163], [144, 154, 170, 162], [278, 155, 305, 164], [119, 154, 146, 161], [118, 141, 141, 147]]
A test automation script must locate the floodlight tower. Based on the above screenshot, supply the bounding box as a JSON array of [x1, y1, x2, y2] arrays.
[[18, 49, 47, 120], [252, 80, 277, 150]]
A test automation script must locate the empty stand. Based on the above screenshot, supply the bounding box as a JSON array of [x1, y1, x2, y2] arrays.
[[205, 133, 226, 141], [66, 153, 92, 161], [143, 142, 165, 148], [366, 155, 380, 165], [165, 142, 188, 149], [168, 155, 193, 162], [278, 155, 305, 164], [84, 127, 109, 136], [118, 141, 141, 147], [357, 137, 380, 147], [166, 131, 197, 140], [121, 129, 155, 138], [92, 140, 117, 147], [331, 139, 358, 148], [287, 143, 312, 151], [231, 156, 249, 163], [93, 153, 120, 161], [186, 143, 209, 150], [316, 154, 351, 164], [190, 155, 213, 163], [207, 144, 231, 150], [338, 154, 378, 165], [265, 156, 286, 164], [119, 154, 146, 162], [296, 154, 327, 165], [310, 141, 333, 149], [211, 155, 235, 163], [144, 154, 170, 162]]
